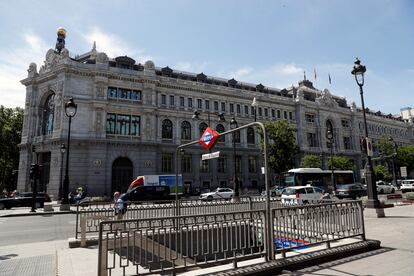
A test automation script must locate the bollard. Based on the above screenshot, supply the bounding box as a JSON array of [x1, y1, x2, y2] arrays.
[[80, 217, 86, 247]]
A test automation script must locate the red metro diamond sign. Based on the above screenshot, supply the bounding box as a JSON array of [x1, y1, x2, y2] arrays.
[[199, 127, 220, 151]]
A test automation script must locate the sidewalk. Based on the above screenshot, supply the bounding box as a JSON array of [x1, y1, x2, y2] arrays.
[[0, 201, 76, 217], [0, 204, 413, 276]]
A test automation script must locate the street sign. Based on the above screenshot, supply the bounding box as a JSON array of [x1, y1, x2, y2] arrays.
[[401, 166, 407, 178], [199, 127, 219, 150], [360, 169, 366, 178], [202, 151, 220, 160]]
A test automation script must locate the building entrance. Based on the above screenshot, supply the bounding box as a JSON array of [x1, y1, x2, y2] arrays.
[[111, 157, 133, 194]]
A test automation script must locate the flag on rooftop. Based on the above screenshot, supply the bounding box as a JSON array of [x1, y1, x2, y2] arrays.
[[329, 73, 331, 85], [314, 68, 317, 80]]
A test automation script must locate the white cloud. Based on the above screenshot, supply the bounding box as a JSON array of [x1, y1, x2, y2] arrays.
[[0, 33, 49, 108], [173, 61, 209, 74]]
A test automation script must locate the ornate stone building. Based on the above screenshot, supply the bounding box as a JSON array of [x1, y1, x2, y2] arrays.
[[17, 43, 413, 198]]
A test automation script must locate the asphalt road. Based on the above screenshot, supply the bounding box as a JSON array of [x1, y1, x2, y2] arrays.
[[0, 214, 75, 246]]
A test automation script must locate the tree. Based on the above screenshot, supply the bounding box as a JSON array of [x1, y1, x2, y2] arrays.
[[259, 120, 299, 175], [374, 165, 392, 181], [396, 145, 414, 174], [300, 155, 321, 168], [328, 156, 353, 170], [0, 106, 23, 193], [377, 136, 395, 157]]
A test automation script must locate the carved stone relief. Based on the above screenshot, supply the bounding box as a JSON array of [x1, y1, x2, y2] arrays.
[[96, 111, 103, 132], [316, 89, 338, 108]]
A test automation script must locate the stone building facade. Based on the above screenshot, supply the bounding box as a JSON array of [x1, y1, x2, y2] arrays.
[[17, 45, 414, 198]]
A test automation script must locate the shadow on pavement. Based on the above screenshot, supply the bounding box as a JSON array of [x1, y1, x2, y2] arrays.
[[290, 247, 394, 276], [0, 253, 18, 261]]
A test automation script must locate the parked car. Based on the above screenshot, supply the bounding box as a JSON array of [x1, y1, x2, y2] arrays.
[[200, 188, 234, 200], [335, 183, 367, 199], [281, 186, 324, 204], [0, 192, 51, 210], [261, 186, 283, 197], [376, 181, 395, 194], [401, 179, 414, 193]]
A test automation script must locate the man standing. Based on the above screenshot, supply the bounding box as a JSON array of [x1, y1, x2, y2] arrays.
[[113, 191, 124, 220]]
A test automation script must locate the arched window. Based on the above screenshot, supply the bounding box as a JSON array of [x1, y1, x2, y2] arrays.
[[199, 122, 208, 137], [162, 119, 173, 139], [181, 121, 191, 140], [247, 127, 255, 144], [42, 94, 55, 135], [216, 124, 225, 142]]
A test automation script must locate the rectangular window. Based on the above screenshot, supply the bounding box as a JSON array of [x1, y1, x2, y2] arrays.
[[161, 94, 166, 105], [289, 111, 293, 120], [341, 119, 350, 128], [181, 155, 192, 173], [188, 98, 193, 108], [119, 88, 130, 99], [201, 159, 210, 173], [305, 113, 315, 124], [169, 95, 175, 106], [236, 156, 242, 173], [180, 96, 185, 107], [197, 99, 202, 109], [218, 156, 227, 173], [214, 101, 219, 111], [131, 90, 142, 101], [221, 102, 226, 112], [272, 109, 275, 118], [251, 106, 255, 116], [245, 105, 249, 115], [284, 111, 288, 119], [344, 136, 352, 150], [230, 103, 234, 113], [106, 113, 140, 136], [258, 107, 262, 116], [307, 133, 318, 147], [248, 156, 257, 173], [205, 100, 210, 110], [277, 110, 281, 118], [161, 154, 173, 173], [237, 104, 241, 114], [107, 87, 117, 98], [264, 108, 268, 117]]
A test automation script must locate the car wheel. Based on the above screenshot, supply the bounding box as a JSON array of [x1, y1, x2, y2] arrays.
[[303, 200, 308, 204], [271, 192, 276, 197], [391, 189, 395, 194], [207, 195, 213, 201], [0, 203, 5, 210], [380, 189, 384, 194]]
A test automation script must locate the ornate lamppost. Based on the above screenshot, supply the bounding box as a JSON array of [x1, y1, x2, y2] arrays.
[[60, 98, 77, 210], [326, 127, 335, 192], [230, 117, 240, 200], [251, 97, 258, 122], [59, 143, 66, 201], [351, 58, 380, 209]]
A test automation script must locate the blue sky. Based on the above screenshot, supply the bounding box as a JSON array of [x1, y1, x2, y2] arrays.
[[0, 0, 413, 114]]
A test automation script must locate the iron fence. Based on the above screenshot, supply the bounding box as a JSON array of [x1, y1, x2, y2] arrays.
[[97, 200, 365, 276]]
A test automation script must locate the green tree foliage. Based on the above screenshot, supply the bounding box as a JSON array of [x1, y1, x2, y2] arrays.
[[373, 165, 392, 181], [300, 154, 321, 168], [0, 106, 23, 192], [396, 145, 414, 173], [259, 120, 299, 175], [328, 155, 353, 170], [377, 136, 395, 157]]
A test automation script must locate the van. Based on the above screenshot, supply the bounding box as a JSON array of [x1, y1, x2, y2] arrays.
[[401, 179, 414, 193]]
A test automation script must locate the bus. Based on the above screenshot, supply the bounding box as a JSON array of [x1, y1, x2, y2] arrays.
[[281, 168, 355, 192]]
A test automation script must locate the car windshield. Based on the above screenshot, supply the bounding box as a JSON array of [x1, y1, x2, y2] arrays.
[[284, 188, 299, 195]]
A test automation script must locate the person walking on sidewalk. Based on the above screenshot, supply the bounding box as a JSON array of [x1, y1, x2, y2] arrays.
[[113, 191, 125, 220]]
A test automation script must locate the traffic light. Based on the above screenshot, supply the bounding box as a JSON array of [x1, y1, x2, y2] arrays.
[[29, 164, 36, 180]]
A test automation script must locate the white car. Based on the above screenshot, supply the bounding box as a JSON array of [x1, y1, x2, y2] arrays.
[[281, 186, 324, 204], [376, 181, 395, 194], [401, 179, 414, 193], [200, 188, 234, 200]]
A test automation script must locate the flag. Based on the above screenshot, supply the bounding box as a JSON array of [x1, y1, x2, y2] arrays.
[[314, 68, 317, 80], [328, 74, 331, 84]]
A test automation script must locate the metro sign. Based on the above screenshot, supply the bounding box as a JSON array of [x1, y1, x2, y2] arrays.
[[199, 127, 219, 150]]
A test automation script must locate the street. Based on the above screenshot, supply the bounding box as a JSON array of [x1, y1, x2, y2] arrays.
[[0, 214, 75, 246]]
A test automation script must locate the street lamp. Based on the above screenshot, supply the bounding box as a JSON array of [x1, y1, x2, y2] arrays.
[[192, 110, 225, 126], [61, 97, 77, 209], [230, 117, 240, 200], [388, 137, 398, 186], [352, 58, 380, 209], [326, 127, 335, 193], [59, 143, 66, 201]]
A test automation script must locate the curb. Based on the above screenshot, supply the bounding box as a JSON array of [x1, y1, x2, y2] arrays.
[[1, 210, 75, 217], [209, 240, 381, 276]]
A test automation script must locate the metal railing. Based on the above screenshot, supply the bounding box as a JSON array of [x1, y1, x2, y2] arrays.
[[271, 200, 365, 258], [97, 210, 266, 276], [97, 200, 365, 276], [75, 197, 284, 240]]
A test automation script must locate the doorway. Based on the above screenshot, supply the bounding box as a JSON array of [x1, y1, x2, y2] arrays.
[[111, 157, 133, 194]]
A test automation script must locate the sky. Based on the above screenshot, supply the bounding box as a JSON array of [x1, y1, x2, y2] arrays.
[[0, 0, 413, 114]]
